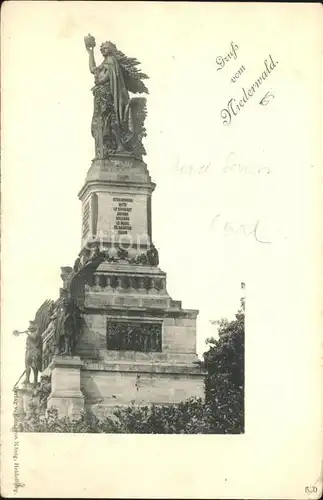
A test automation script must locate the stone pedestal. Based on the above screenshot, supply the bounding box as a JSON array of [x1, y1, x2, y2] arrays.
[[13, 388, 28, 421], [72, 155, 207, 407], [13, 386, 41, 422], [46, 356, 84, 418], [82, 359, 205, 407], [78, 156, 155, 255], [39, 155, 206, 411], [75, 261, 206, 406]]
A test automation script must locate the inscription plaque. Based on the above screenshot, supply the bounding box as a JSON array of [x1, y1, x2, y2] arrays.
[[113, 197, 133, 235]]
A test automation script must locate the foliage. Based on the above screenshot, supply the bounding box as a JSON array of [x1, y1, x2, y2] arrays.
[[14, 407, 123, 434], [113, 398, 215, 434], [203, 297, 245, 433], [15, 399, 210, 434]]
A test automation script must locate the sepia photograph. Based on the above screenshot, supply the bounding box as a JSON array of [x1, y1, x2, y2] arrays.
[[11, 30, 245, 436], [1, 2, 322, 498]]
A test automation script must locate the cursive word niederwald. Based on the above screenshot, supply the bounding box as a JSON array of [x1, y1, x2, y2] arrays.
[[220, 55, 278, 125]]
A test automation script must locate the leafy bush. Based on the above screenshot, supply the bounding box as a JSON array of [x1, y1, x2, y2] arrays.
[[113, 398, 215, 434], [14, 407, 124, 433], [15, 395, 242, 434], [203, 297, 245, 433]]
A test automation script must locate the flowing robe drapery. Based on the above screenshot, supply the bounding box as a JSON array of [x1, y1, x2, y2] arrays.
[[103, 55, 129, 126], [91, 55, 130, 155]]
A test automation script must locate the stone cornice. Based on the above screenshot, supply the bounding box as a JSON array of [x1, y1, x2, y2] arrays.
[[82, 360, 206, 376], [78, 179, 156, 200]]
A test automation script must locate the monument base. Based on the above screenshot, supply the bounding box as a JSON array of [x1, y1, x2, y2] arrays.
[[81, 359, 205, 407], [13, 387, 39, 421], [39, 154, 207, 414], [47, 394, 84, 418]]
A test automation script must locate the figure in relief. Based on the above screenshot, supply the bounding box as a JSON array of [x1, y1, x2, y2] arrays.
[[13, 299, 54, 387], [13, 247, 106, 386], [84, 34, 149, 160], [147, 243, 159, 266], [53, 288, 84, 356], [24, 321, 42, 387]]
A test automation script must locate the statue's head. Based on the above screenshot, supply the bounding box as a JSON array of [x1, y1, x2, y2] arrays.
[[28, 320, 38, 332], [60, 266, 73, 282], [100, 41, 117, 57]]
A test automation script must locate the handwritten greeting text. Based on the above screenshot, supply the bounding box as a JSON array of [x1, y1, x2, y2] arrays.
[[172, 153, 271, 176], [220, 55, 278, 125], [216, 42, 239, 71]]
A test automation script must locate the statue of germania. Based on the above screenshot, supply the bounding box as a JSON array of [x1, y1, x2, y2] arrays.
[[84, 34, 149, 160]]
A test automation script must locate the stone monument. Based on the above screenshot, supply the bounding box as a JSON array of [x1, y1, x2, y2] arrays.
[[14, 36, 205, 418]]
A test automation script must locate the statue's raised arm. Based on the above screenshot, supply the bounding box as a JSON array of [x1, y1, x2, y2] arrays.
[[84, 34, 97, 75]]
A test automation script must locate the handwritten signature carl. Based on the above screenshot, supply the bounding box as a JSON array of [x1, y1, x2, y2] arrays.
[[211, 214, 271, 244]]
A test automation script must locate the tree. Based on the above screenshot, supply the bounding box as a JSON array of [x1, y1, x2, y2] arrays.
[[203, 297, 245, 433]]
